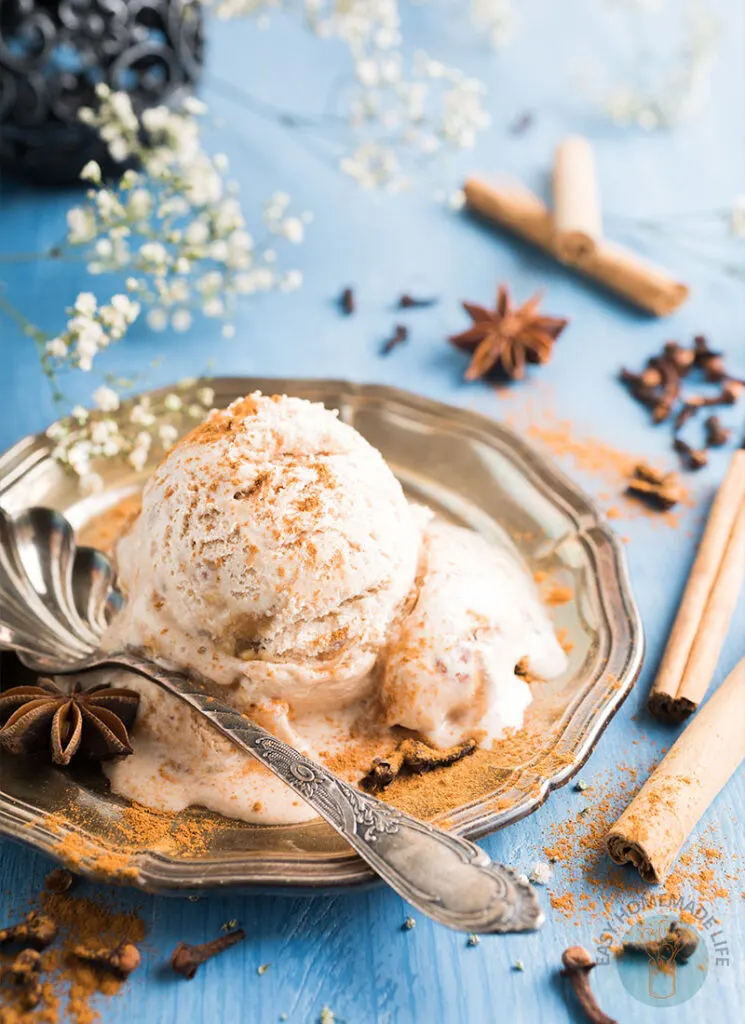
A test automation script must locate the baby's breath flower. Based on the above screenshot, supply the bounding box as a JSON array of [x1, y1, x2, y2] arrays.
[[92, 386, 121, 412], [730, 196, 745, 238], [80, 160, 102, 184], [64, 90, 308, 337]]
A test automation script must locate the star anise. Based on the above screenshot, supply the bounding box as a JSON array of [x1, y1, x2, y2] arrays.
[[450, 284, 569, 381], [0, 679, 140, 766]]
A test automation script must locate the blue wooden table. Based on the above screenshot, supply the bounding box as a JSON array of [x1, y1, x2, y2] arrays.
[[1, 3, 744, 1021]]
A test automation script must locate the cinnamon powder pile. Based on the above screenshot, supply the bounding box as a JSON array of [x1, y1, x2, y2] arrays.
[[33, 801, 222, 883], [539, 754, 741, 930], [0, 890, 145, 1024], [497, 387, 695, 528]]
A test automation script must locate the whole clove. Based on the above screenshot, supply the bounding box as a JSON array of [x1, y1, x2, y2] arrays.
[[620, 335, 743, 469], [626, 463, 683, 510], [509, 111, 534, 135], [673, 437, 708, 470], [662, 341, 695, 375], [0, 911, 58, 949], [170, 929, 246, 980], [622, 920, 699, 965], [397, 294, 438, 309], [704, 415, 731, 448], [720, 379, 745, 404], [45, 868, 74, 895], [560, 946, 617, 1024], [649, 357, 682, 423], [673, 401, 698, 432], [361, 738, 476, 792], [6, 948, 43, 1010], [338, 287, 355, 316], [72, 942, 141, 977], [692, 335, 722, 373], [381, 324, 408, 356]]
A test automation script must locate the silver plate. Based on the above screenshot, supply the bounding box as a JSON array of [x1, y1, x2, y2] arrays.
[[0, 378, 644, 893]]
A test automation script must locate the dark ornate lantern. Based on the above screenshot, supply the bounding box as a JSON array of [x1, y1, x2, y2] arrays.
[[0, 0, 204, 185]]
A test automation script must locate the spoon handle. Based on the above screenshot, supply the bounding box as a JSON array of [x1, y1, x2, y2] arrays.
[[109, 650, 542, 934]]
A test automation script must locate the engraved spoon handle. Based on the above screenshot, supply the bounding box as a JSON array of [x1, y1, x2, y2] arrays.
[[91, 650, 542, 934]]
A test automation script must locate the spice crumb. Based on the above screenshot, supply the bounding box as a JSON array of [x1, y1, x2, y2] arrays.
[[466, 934, 480, 947], [258, 962, 271, 975], [513, 959, 525, 972], [529, 862, 552, 886], [402, 917, 416, 931]]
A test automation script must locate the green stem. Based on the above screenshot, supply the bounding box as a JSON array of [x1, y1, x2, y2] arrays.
[[0, 291, 65, 405], [0, 240, 73, 265]]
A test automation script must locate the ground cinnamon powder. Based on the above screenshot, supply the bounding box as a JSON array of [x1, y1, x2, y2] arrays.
[[32, 800, 223, 883], [497, 387, 694, 527], [539, 754, 741, 932], [0, 890, 145, 1024]]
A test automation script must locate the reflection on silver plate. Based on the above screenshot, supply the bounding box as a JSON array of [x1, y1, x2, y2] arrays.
[[0, 378, 644, 893]]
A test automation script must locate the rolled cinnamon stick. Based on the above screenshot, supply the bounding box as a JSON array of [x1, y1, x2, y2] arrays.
[[607, 657, 745, 883], [553, 136, 602, 262], [648, 451, 745, 721], [463, 177, 689, 316]]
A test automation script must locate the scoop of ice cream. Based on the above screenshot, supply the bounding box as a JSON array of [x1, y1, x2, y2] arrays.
[[381, 519, 567, 747], [106, 393, 421, 714]]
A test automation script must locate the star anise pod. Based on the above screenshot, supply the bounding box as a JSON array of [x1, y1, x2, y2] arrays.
[[0, 679, 140, 765], [450, 285, 569, 381]]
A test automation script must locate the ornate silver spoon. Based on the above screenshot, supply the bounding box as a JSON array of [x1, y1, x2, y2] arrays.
[[0, 506, 543, 934]]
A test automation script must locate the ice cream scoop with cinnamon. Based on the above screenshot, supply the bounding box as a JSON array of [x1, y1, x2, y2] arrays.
[[103, 393, 566, 823]]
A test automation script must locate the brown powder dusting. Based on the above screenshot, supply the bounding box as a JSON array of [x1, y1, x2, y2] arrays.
[[77, 494, 142, 557], [0, 892, 145, 1024], [540, 756, 741, 930], [498, 388, 694, 526], [33, 801, 225, 885]]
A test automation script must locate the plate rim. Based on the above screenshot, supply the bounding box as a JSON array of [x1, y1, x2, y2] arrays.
[[0, 377, 645, 892]]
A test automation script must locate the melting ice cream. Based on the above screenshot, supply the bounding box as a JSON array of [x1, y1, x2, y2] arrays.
[[102, 393, 566, 823]]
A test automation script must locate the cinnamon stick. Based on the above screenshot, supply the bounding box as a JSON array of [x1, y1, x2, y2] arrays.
[[648, 451, 745, 721], [463, 177, 689, 316], [606, 657, 745, 883], [553, 136, 602, 262]]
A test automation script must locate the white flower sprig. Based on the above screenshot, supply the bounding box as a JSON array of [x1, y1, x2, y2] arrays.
[[573, 0, 720, 129], [45, 291, 140, 372], [67, 84, 307, 335], [340, 50, 491, 191], [48, 379, 217, 492], [205, 1, 492, 189]]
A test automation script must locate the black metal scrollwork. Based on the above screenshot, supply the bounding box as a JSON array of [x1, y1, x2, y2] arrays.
[[0, 0, 204, 184]]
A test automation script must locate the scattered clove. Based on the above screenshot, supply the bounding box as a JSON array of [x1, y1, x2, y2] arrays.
[[626, 463, 683, 510], [692, 335, 722, 375], [621, 335, 743, 468], [662, 341, 695, 375], [704, 415, 731, 448], [397, 294, 438, 309], [673, 437, 708, 471], [361, 738, 476, 792], [72, 942, 141, 978], [622, 920, 699, 965], [338, 287, 355, 316], [509, 112, 534, 135], [381, 324, 408, 356], [170, 929, 246, 980], [560, 946, 617, 1024], [45, 867, 73, 895], [6, 947, 43, 1010], [0, 911, 58, 949]]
